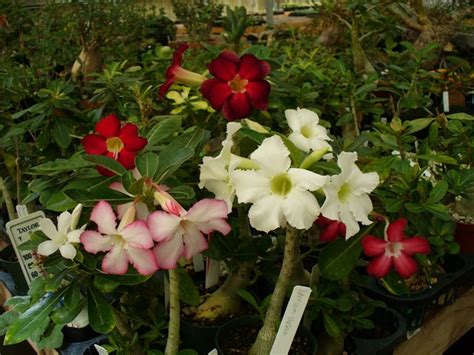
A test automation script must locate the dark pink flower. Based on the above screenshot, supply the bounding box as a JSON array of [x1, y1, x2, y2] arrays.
[[361, 218, 430, 279], [315, 216, 346, 243], [200, 51, 271, 121]]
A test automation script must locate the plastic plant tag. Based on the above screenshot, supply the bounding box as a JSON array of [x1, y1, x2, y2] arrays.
[[270, 286, 312, 355], [443, 91, 450, 112], [15, 204, 29, 218], [205, 257, 221, 289], [193, 253, 205, 272], [208, 349, 218, 355], [406, 327, 421, 340], [5, 211, 45, 286]]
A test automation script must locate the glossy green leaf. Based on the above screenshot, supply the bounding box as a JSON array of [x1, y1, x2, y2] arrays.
[[427, 180, 448, 204], [146, 116, 182, 147], [93, 275, 120, 293], [51, 299, 85, 325], [322, 310, 340, 337], [64, 282, 81, 309], [154, 146, 194, 183], [136, 151, 159, 178], [45, 191, 77, 212], [52, 118, 71, 148], [66, 187, 131, 206], [176, 267, 199, 306], [103, 269, 152, 285], [83, 155, 127, 176], [87, 286, 116, 333]]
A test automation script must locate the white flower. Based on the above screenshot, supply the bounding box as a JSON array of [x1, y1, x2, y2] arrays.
[[320, 152, 379, 239], [231, 135, 329, 232], [199, 122, 242, 212], [38, 204, 85, 260]]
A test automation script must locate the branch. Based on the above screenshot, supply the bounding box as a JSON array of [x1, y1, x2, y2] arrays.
[[386, 3, 423, 32]]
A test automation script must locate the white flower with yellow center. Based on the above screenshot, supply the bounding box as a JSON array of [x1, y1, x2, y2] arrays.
[[286, 108, 332, 154], [231, 135, 329, 233], [320, 152, 379, 239]]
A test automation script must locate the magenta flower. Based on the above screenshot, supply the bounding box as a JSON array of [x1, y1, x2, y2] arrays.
[[361, 218, 431, 279], [200, 51, 271, 121], [80, 201, 158, 275]]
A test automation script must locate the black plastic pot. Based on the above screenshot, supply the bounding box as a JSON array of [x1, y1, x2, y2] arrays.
[[62, 325, 99, 344], [349, 307, 406, 355], [215, 315, 316, 354], [181, 318, 221, 355], [0, 246, 28, 295]]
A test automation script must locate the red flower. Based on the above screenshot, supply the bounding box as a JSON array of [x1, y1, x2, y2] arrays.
[[315, 216, 346, 242], [200, 51, 271, 121], [82, 114, 147, 176], [361, 218, 431, 279], [159, 44, 206, 97]]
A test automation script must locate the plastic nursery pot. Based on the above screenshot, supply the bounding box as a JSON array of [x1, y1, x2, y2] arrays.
[[454, 222, 474, 253], [0, 245, 28, 295], [62, 325, 100, 344], [349, 307, 406, 355], [215, 315, 316, 355], [180, 318, 222, 355]]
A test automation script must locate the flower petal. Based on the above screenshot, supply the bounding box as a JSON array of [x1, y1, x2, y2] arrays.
[[82, 134, 107, 155], [248, 194, 285, 233], [90, 201, 117, 235], [245, 80, 270, 110], [200, 79, 232, 110], [288, 132, 311, 153], [351, 171, 380, 195], [319, 221, 343, 243], [339, 204, 360, 239], [127, 247, 159, 275], [119, 124, 147, 151], [57, 211, 72, 234], [182, 223, 208, 260], [39, 218, 59, 242], [250, 135, 291, 176], [232, 170, 271, 204], [361, 235, 387, 256], [346, 194, 374, 226], [96, 114, 121, 138], [393, 252, 418, 279], [222, 93, 252, 121], [70, 204, 83, 230], [37, 240, 59, 256], [283, 190, 321, 230], [117, 149, 137, 170], [367, 254, 393, 278], [102, 245, 129, 275], [288, 168, 329, 192], [121, 220, 154, 249], [387, 218, 408, 242], [153, 236, 184, 269], [159, 77, 175, 97], [80, 231, 114, 253], [186, 199, 231, 235], [400, 236, 430, 256], [337, 151, 359, 182], [148, 211, 182, 242], [59, 243, 77, 260], [67, 229, 83, 244], [209, 51, 239, 81], [238, 54, 270, 80]]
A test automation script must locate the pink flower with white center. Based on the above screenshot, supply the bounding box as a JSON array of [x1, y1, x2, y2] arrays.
[[361, 218, 431, 279], [147, 196, 231, 269], [80, 201, 158, 275]]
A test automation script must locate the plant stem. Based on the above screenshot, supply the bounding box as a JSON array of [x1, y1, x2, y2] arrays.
[[249, 226, 301, 355], [0, 177, 16, 221], [165, 269, 180, 355]]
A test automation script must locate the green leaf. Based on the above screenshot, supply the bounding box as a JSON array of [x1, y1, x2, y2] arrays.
[[45, 270, 68, 292], [336, 294, 354, 312], [176, 267, 199, 306], [416, 154, 458, 165], [404, 118, 433, 135], [446, 242, 460, 254], [83, 155, 127, 176], [146, 116, 182, 147], [447, 113, 474, 121], [102, 269, 152, 285], [4, 288, 67, 345], [235, 289, 260, 312], [45, 191, 77, 212], [427, 180, 448, 204], [65, 187, 132, 206], [64, 282, 81, 309], [136, 151, 159, 178], [88, 286, 116, 333], [154, 146, 194, 183], [52, 118, 71, 148], [424, 203, 450, 220], [167, 185, 195, 202], [322, 310, 340, 337], [51, 299, 85, 325], [93, 275, 120, 293], [36, 324, 64, 350]]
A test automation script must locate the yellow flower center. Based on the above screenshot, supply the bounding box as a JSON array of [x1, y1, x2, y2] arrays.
[[338, 183, 352, 202], [300, 125, 314, 138], [271, 173, 293, 196], [228, 74, 248, 93], [106, 137, 124, 157]]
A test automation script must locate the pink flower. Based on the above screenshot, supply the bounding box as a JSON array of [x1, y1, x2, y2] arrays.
[[200, 51, 271, 121], [315, 216, 346, 243], [80, 201, 158, 275], [147, 196, 231, 269], [361, 218, 430, 279], [159, 44, 207, 97]]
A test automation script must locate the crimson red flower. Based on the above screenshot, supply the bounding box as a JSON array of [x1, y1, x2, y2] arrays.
[[82, 114, 147, 176], [159, 44, 206, 97], [315, 216, 346, 243], [200, 51, 271, 121], [361, 218, 431, 279]]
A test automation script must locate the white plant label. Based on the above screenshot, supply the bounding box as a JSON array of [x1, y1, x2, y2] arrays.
[[208, 349, 218, 355], [443, 90, 450, 112], [94, 344, 109, 355], [193, 253, 205, 272], [270, 285, 312, 355], [15, 204, 29, 218], [205, 257, 221, 289], [5, 211, 45, 286]]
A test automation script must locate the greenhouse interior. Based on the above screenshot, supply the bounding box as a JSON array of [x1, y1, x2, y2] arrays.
[[0, 0, 473, 354]]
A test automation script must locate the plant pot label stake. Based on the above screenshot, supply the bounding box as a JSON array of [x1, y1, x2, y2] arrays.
[[443, 91, 450, 113], [193, 254, 204, 272], [208, 349, 218, 355], [5, 210, 45, 286], [205, 257, 221, 289], [270, 285, 312, 355]]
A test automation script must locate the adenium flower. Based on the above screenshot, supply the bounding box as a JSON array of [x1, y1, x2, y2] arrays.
[[200, 51, 271, 121], [38, 204, 85, 260], [80, 201, 158, 275], [159, 44, 207, 97], [321, 152, 379, 239], [315, 216, 346, 243], [148, 191, 231, 269], [361, 218, 431, 279], [82, 114, 147, 176], [109, 181, 150, 221], [285, 108, 332, 154], [232, 135, 329, 233]]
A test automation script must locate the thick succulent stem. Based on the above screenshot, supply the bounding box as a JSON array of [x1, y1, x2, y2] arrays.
[[165, 269, 180, 355], [249, 226, 301, 355]]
